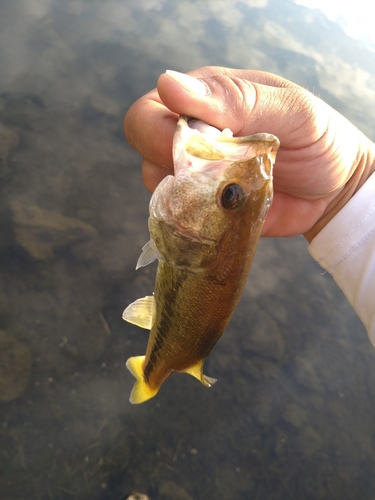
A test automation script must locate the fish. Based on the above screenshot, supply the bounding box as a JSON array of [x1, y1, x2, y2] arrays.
[[123, 115, 279, 404]]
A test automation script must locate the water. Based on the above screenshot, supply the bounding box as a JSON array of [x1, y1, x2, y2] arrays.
[[1, 1, 375, 499]]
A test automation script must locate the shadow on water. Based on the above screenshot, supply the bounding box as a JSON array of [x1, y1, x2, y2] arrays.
[[1, 1, 375, 499]]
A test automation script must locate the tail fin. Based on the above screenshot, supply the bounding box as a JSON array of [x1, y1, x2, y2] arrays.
[[126, 356, 159, 404]]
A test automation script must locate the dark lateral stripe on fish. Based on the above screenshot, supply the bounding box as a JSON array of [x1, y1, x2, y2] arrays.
[[144, 310, 175, 382], [143, 267, 186, 382]]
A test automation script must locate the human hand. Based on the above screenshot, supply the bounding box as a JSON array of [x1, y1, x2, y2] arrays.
[[124, 67, 375, 241]]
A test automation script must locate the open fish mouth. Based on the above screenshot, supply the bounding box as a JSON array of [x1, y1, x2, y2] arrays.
[[174, 116, 279, 174], [187, 117, 235, 140], [186, 116, 278, 145]]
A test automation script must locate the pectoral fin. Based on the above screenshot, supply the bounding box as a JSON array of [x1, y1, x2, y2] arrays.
[[122, 295, 155, 330], [126, 356, 159, 404], [181, 360, 217, 387], [136, 239, 160, 269]]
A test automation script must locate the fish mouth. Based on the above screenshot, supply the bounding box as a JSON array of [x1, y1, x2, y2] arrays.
[[174, 116, 280, 167]]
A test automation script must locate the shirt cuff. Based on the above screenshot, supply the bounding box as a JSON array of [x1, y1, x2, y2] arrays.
[[308, 172, 375, 344]]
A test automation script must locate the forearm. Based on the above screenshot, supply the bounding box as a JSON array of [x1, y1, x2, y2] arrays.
[[308, 170, 375, 344]]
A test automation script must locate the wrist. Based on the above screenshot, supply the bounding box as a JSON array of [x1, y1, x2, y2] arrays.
[[304, 139, 375, 243]]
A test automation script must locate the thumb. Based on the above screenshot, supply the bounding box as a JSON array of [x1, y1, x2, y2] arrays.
[[157, 69, 326, 149]]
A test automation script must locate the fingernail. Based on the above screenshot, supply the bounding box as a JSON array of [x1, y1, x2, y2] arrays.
[[166, 70, 209, 96]]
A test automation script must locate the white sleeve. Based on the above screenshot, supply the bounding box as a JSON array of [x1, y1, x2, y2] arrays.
[[308, 172, 375, 346]]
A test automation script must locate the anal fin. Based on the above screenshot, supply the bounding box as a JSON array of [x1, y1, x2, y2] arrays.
[[181, 360, 217, 388]]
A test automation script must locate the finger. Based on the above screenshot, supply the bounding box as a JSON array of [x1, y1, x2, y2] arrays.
[[141, 158, 172, 193], [124, 95, 177, 169], [157, 70, 325, 148], [180, 66, 300, 90]]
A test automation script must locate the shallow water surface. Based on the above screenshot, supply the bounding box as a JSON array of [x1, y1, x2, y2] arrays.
[[1, 1, 375, 499]]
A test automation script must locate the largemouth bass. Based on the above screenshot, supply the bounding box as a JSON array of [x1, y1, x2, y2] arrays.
[[123, 116, 279, 404]]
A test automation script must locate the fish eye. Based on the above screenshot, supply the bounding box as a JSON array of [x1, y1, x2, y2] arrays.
[[220, 183, 246, 210]]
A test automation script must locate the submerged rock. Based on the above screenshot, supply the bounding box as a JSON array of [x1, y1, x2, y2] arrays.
[[0, 330, 32, 402], [10, 199, 98, 260]]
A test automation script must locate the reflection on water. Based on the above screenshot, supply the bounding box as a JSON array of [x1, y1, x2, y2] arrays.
[[1, 1, 375, 499]]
